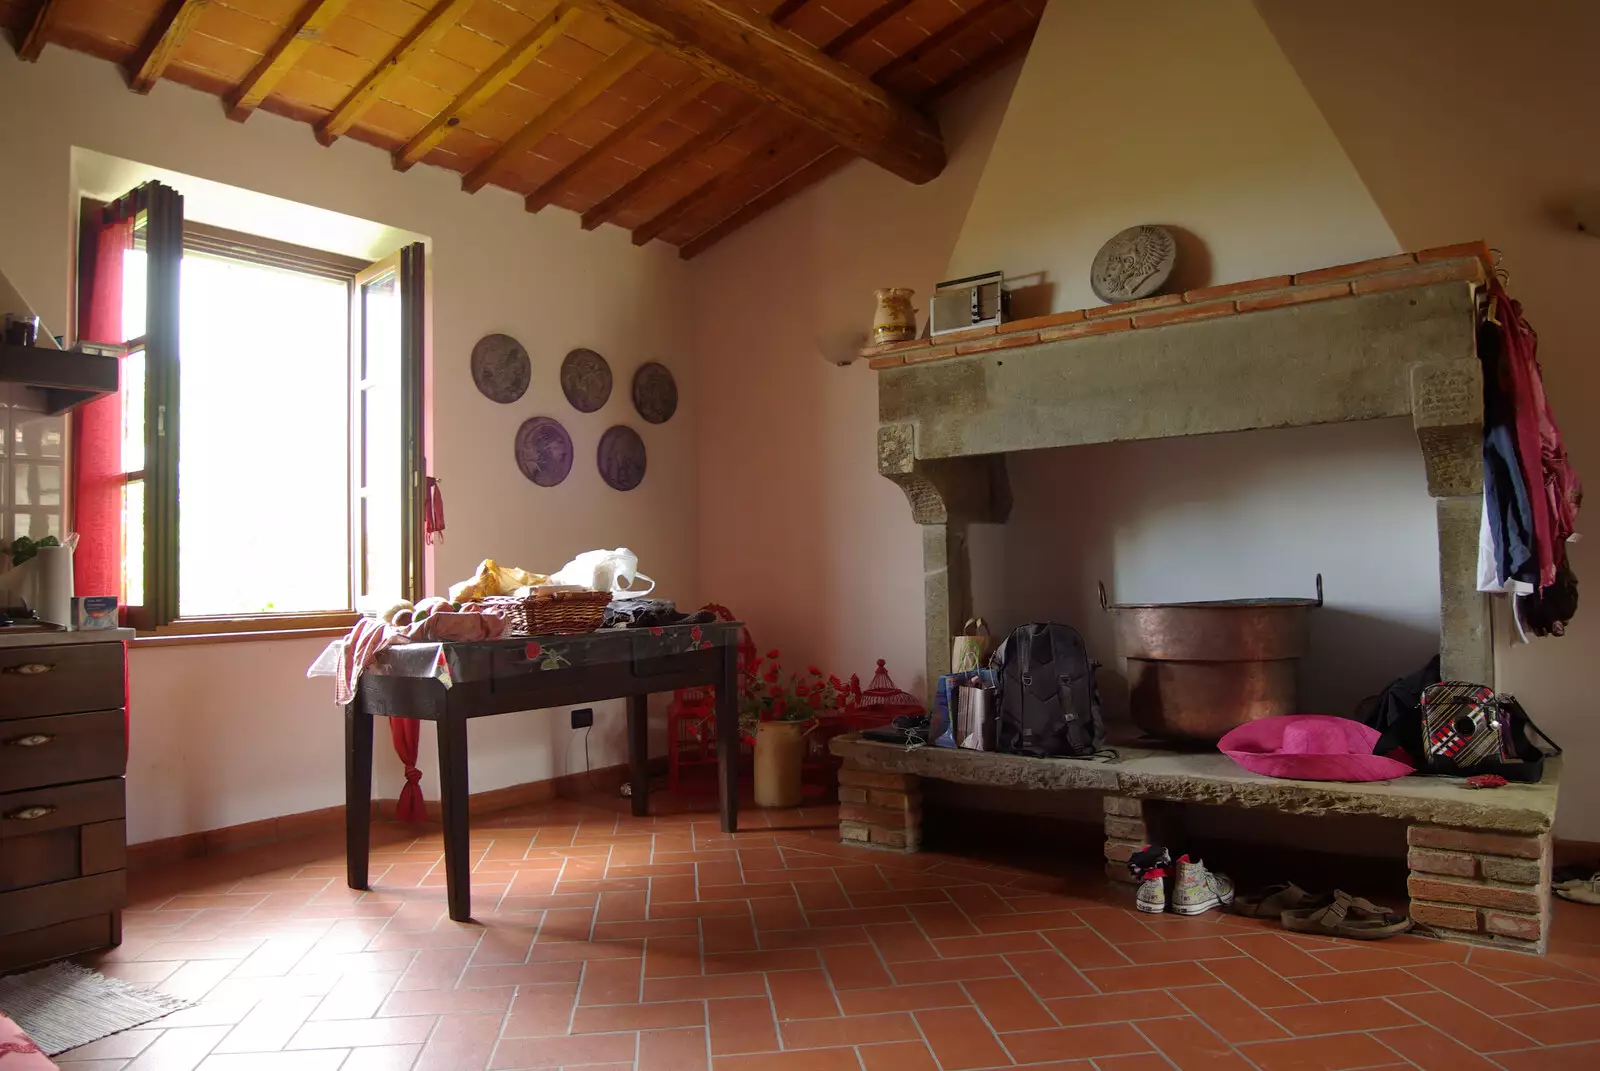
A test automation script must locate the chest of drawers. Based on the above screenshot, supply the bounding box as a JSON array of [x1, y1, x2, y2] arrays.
[[0, 634, 128, 973]]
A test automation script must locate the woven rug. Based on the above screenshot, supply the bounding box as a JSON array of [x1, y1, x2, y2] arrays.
[[0, 962, 194, 1056]]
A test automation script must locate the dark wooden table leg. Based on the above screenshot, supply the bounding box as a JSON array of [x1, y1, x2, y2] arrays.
[[437, 712, 472, 922], [345, 700, 372, 890], [715, 645, 740, 833], [627, 694, 650, 817]]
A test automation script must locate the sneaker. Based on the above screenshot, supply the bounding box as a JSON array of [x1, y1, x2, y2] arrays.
[[1128, 845, 1171, 915], [1170, 856, 1235, 916]]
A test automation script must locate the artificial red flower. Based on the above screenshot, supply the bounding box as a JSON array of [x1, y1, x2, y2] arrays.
[[525, 642, 542, 660], [807, 665, 822, 676], [769, 685, 783, 698], [796, 682, 811, 696], [774, 698, 788, 716], [762, 668, 780, 684], [767, 649, 781, 660]]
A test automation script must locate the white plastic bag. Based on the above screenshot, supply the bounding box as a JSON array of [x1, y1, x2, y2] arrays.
[[548, 548, 655, 597]]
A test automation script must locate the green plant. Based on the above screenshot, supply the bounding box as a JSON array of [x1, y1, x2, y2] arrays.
[[739, 648, 847, 731]]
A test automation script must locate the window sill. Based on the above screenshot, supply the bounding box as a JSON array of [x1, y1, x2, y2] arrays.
[[131, 625, 351, 649]]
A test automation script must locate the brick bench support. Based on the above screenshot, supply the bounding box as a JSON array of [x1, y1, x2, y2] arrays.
[[837, 759, 923, 851], [1406, 825, 1553, 953], [1103, 795, 1152, 883]]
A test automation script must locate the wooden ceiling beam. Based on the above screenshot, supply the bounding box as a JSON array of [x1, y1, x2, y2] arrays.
[[824, 0, 913, 56], [522, 74, 712, 213], [631, 125, 800, 246], [225, 0, 354, 122], [579, 98, 759, 230], [875, 0, 1013, 85], [16, 0, 60, 61], [396, 4, 581, 172], [315, 0, 474, 146], [460, 38, 653, 194], [568, 0, 945, 183], [678, 147, 848, 259], [525, 0, 820, 217], [126, 0, 211, 93]]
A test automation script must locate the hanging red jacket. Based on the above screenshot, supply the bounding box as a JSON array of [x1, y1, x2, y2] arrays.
[[1485, 277, 1581, 590]]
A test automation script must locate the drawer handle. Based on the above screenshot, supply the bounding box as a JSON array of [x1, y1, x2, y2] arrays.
[[4, 733, 54, 747], [1, 662, 55, 676], [4, 805, 55, 821]]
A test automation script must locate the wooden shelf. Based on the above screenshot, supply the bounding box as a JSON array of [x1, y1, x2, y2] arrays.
[[0, 343, 119, 415]]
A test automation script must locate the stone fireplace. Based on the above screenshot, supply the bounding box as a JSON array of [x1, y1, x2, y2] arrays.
[[866, 246, 1492, 699]]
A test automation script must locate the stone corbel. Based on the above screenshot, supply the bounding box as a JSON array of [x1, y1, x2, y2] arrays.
[[878, 424, 1011, 697], [1410, 359, 1492, 685]]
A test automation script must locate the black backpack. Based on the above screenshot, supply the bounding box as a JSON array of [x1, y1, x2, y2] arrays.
[[992, 623, 1105, 758]]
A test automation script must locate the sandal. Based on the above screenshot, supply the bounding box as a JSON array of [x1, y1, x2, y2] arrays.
[[1229, 883, 1332, 919], [1280, 890, 1413, 940], [1555, 874, 1600, 905]]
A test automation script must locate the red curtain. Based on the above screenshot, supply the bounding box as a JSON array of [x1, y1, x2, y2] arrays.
[[71, 216, 135, 600], [388, 716, 425, 822]]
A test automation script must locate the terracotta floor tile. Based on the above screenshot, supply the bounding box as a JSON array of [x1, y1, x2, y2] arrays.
[[1122, 937, 1247, 966], [1045, 992, 1184, 1027], [287, 1015, 437, 1049], [1174, 984, 1289, 1044], [211, 995, 320, 1053], [1240, 1030, 1406, 1071], [934, 931, 1050, 958], [498, 983, 581, 1039], [1200, 956, 1314, 1009], [711, 1049, 862, 1071], [705, 948, 820, 975], [123, 1026, 231, 1071], [1295, 967, 1436, 1002], [1137, 1015, 1255, 1070], [1372, 1024, 1502, 1070], [643, 973, 769, 1002], [645, 935, 706, 979], [1404, 961, 1544, 1014], [639, 1027, 710, 1071], [1095, 1056, 1183, 1071], [55, 1029, 161, 1061], [760, 926, 870, 950], [1506, 976, 1600, 1009], [964, 976, 1056, 1032], [818, 944, 893, 989], [917, 903, 981, 939], [458, 961, 583, 988], [337, 1045, 424, 1071], [888, 954, 1013, 984], [379, 985, 515, 1017], [1006, 950, 1094, 999], [1003, 1021, 1151, 1063], [1227, 933, 1338, 979], [570, 999, 706, 1033], [1402, 990, 1535, 1052], [1084, 961, 1215, 993], [709, 996, 780, 1055], [1491, 1040, 1600, 1071], [857, 1040, 939, 1071], [1043, 928, 1132, 971], [837, 981, 971, 1015], [768, 969, 844, 1019], [1500, 1004, 1600, 1045], [1265, 996, 1415, 1037], [194, 1052, 351, 1070], [780, 1012, 921, 1049], [579, 957, 645, 1005], [864, 922, 940, 963], [916, 1006, 1012, 1070], [1073, 907, 1163, 946], [489, 1031, 639, 1069]]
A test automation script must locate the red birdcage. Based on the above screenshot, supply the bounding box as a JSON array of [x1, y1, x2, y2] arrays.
[[666, 606, 756, 793], [854, 659, 924, 720]]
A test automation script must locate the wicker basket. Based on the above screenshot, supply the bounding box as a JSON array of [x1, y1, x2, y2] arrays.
[[482, 589, 611, 635]]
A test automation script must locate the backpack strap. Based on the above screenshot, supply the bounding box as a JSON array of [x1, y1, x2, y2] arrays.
[[1504, 696, 1562, 757]]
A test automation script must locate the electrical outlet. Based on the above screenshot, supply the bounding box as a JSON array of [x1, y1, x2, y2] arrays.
[[570, 708, 594, 730]]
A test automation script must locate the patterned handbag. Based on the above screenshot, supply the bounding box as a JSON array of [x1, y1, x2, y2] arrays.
[[1420, 681, 1560, 782]]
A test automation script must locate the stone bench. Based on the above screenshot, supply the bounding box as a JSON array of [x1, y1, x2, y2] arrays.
[[829, 733, 1562, 954]]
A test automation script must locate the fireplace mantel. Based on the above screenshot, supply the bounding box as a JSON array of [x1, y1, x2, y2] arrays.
[[872, 247, 1491, 695]]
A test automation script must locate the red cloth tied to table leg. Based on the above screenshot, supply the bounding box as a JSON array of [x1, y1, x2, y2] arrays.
[[389, 716, 426, 823]]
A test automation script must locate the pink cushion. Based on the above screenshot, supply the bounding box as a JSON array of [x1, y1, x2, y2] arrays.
[[0, 1013, 56, 1069]]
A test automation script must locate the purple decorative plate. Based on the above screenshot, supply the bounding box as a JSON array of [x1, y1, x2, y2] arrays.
[[597, 425, 646, 492], [471, 333, 530, 403], [515, 416, 574, 487], [561, 347, 612, 413]]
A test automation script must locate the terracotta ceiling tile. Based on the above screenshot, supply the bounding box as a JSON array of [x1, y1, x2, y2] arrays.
[[343, 0, 427, 40], [457, 0, 539, 47], [433, 23, 509, 70], [174, 31, 259, 82], [405, 50, 477, 97], [533, 34, 606, 79], [298, 39, 383, 85], [272, 67, 351, 112], [192, 3, 282, 53]]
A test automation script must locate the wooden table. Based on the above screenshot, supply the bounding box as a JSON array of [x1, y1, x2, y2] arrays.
[[344, 622, 742, 921]]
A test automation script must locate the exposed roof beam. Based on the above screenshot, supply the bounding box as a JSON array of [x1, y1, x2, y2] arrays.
[[568, 0, 945, 183], [395, 5, 581, 171], [824, 0, 914, 56], [579, 98, 759, 230], [315, 0, 474, 146], [225, 0, 354, 122], [678, 147, 848, 259], [679, 14, 1036, 260], [460, 38, 652, 194], [524, 0, 820, 217], [16, 0, 60, 61], [522, 74, 711, 213], [126, 0, 211, 93], [631, 126, 799, 246], [875, 0, 1013, 85]]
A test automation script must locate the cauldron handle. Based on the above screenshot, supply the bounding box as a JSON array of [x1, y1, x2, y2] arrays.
[[1313, 573, 1324, 607], [1098, 581, 1110, 611]]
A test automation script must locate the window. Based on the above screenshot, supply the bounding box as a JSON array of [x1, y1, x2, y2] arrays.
[[75, 183, 425, 631]]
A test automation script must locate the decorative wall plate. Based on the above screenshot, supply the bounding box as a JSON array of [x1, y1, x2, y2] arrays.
[[631, 361, 678, 425], [515, 416, 574, 487], [561, 347, 613, 413], [1090, 225, 1177, 303], [471, 333, 530, 403], [597, 425, 646, 492]]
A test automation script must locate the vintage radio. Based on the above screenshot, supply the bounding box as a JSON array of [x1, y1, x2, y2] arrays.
[[930, 271, 1007, 336]]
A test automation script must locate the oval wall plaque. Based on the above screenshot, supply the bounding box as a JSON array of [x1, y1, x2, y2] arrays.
[[515, 416, 574, 487], [1090, 225, 1177, 303], [561, 347, 613, 413], [631, 361, 678, 425], [471, 333, 530, 403], [597, 425, 646, 492]]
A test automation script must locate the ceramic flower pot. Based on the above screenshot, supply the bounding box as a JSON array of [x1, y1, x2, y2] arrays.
[[872, 288, 917, 344], [753, 720, 807, 808]]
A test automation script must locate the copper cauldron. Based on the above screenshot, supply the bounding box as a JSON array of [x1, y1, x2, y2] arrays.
[[1098, 575, 1323, 742]]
